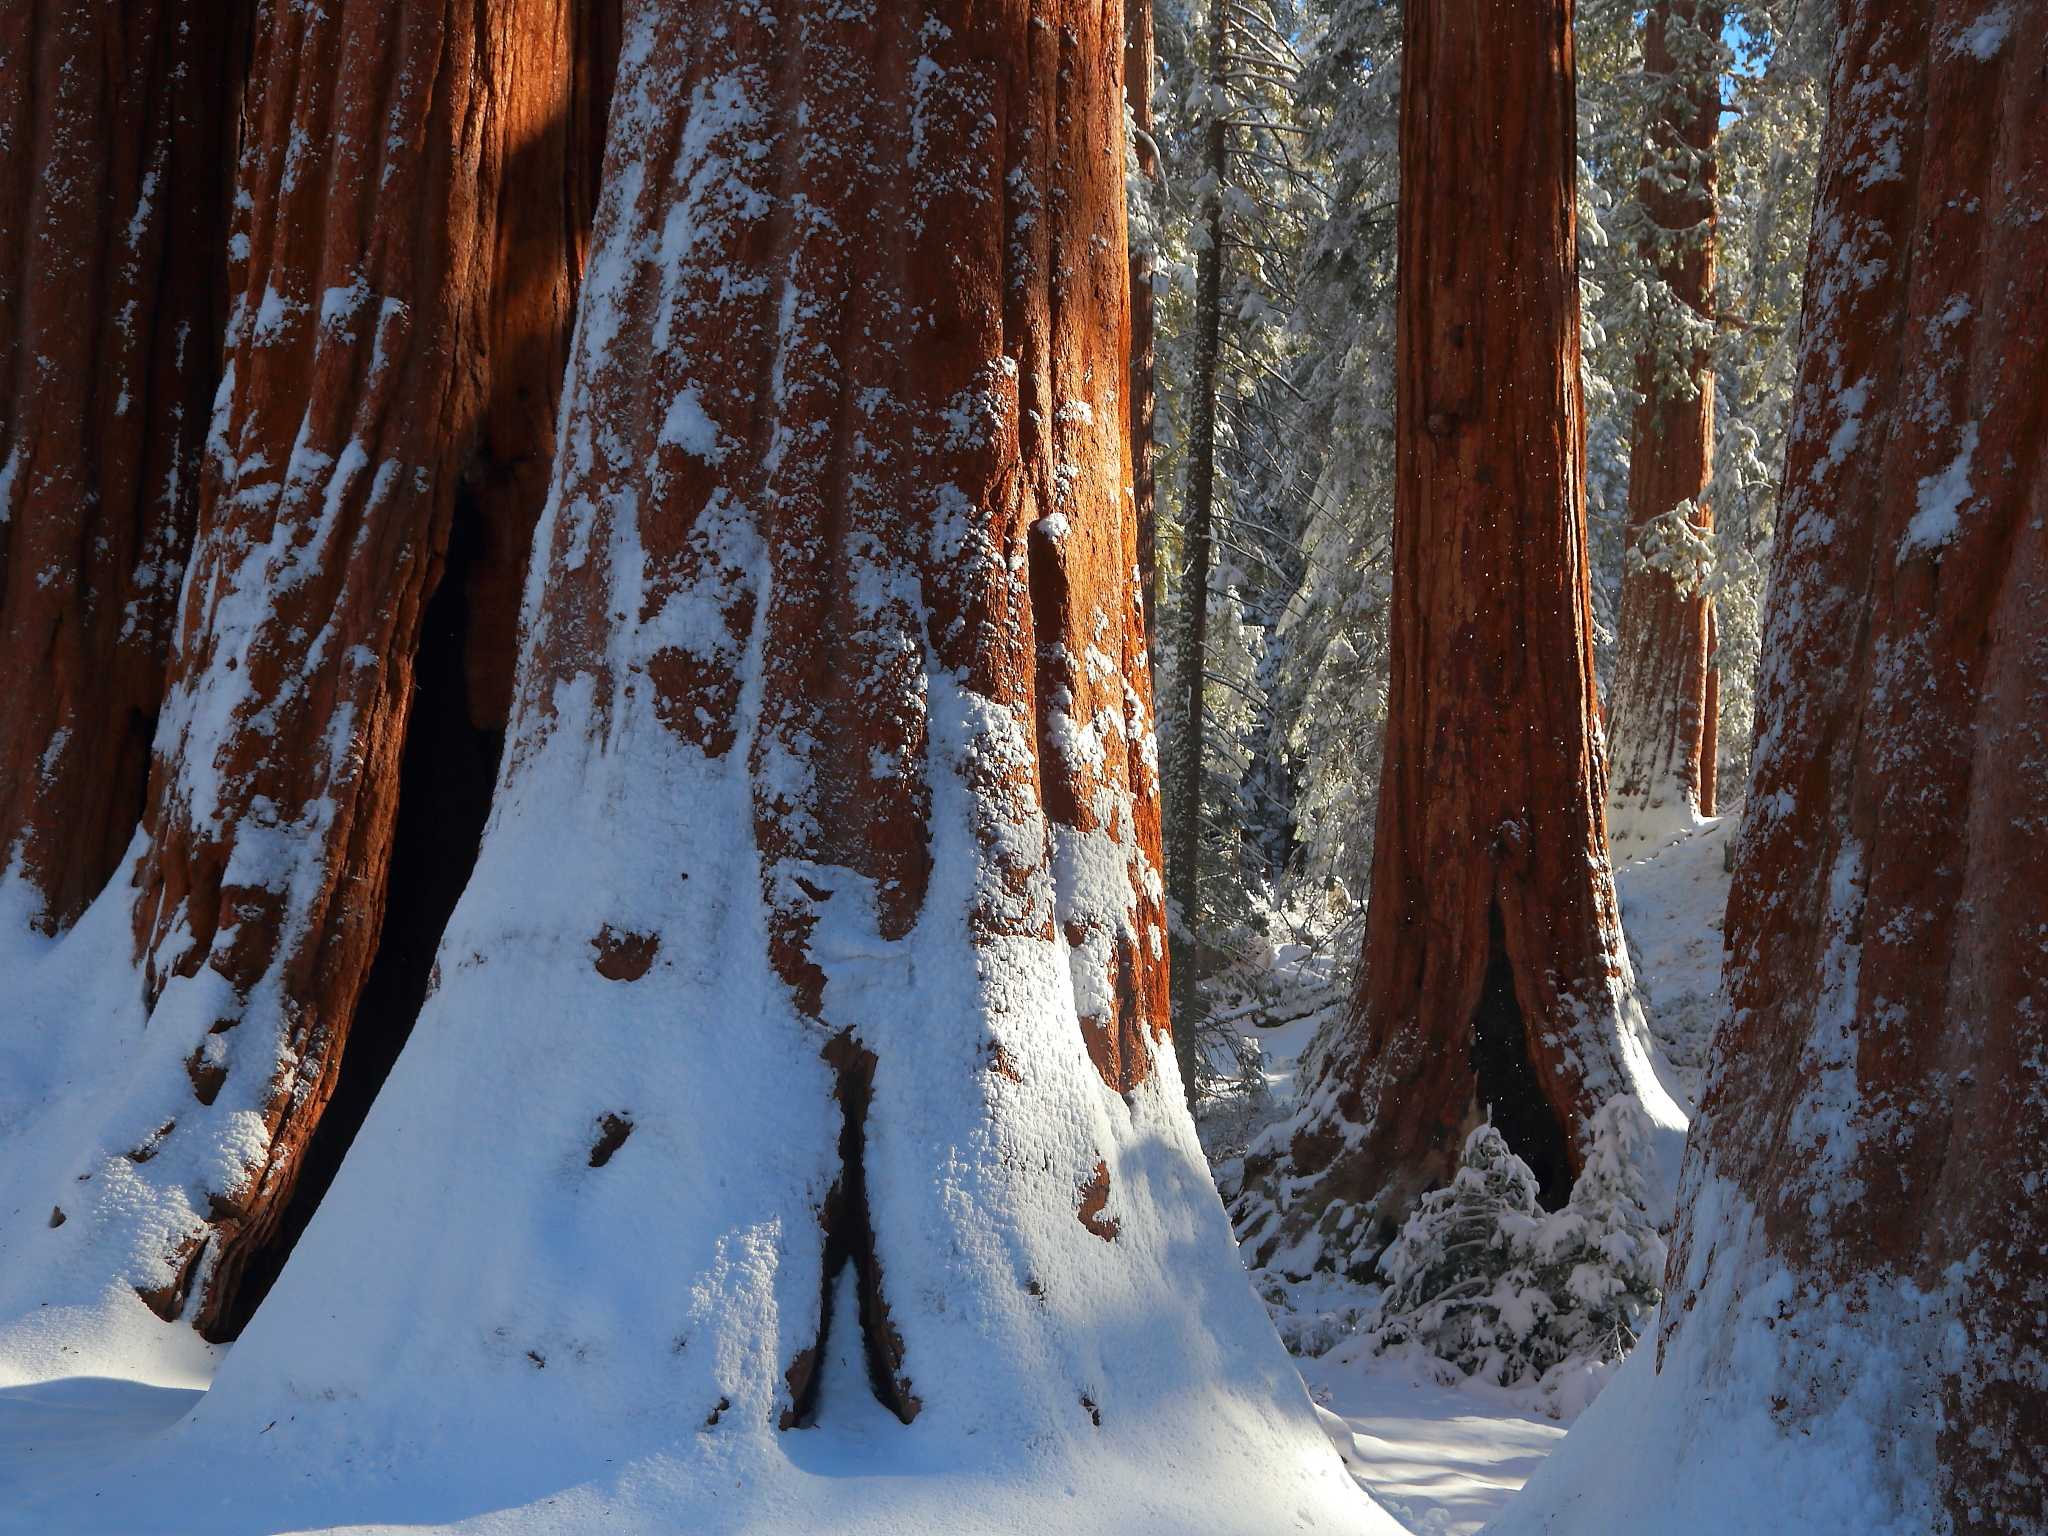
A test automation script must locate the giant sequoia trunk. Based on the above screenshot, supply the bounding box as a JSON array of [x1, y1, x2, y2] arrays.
[[1605, 0, 1720, 847], [1497, 4, 2048, 1531], [0, 0, 615, 1359], [1604, 0, 1722, 848], [0, 0, 1385, 1529], [0, 0, 247, 932], [1235, 0, 1683, 1278]]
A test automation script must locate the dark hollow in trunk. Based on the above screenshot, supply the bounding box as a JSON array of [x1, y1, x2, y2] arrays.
[[203, 488, 503, 1340], [1470, 910, 1574, 1211]]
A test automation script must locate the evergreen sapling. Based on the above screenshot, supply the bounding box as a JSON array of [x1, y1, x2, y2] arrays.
[[1332, 1096, 1668, 1418]]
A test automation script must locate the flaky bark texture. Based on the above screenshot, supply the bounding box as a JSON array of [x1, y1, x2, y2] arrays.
[[0, 0, 247, 930], [510, 0, 1168, 1130], [1649, 2, 2048, 1529], [1605, 0, 1720, 846], [0, 0, 615, 1346], [1236, 0, 1680, 1278]]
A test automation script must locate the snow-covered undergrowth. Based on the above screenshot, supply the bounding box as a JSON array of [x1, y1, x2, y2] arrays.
[[1181, 825, 1733, 1530], [1334, 1105, 1665, 1424], [1194, 936, 1350, 1171]]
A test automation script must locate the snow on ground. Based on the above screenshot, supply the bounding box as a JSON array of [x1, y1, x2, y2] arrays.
[[1612, 813, 1736, 1107], [0, 828, 1731, 1534], [1227, 1009, 1573, 1536], [1309, 1355, 1569, 1536], [1214, 818, 1735, 1534], [0, 1378, 201, 1493]]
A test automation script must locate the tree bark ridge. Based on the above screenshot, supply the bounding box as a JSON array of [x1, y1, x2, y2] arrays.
[[0, 0, 250, 931]]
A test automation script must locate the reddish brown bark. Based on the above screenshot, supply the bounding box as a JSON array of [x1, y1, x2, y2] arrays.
[[513, 0, 1164, 1407], [0, 0, 248, 930], [112, 0, 612, 1335], [1239, 0, 1669, 1276], [1660, 1, 2048, 1525], [1606, 0, 1721, 841]]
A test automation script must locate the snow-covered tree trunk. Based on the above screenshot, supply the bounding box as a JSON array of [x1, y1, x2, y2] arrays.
[[1604, 0, 1721, 848], [1499, 3, 2048, 1529], [0, 0, 611, 1354], [0, 0, 1399, 1528], [0, 0, 245, 932], [1236, 0, 1683, 1279]]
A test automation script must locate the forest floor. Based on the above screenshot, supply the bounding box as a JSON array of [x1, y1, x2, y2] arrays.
[[0, 821, 1733, 1535], [1223, 812, 1734, 1534]]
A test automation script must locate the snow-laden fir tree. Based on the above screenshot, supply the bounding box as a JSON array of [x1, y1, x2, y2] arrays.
[[1339, 1098, 1666, 1419], [1145, 0, 1410, 1111]]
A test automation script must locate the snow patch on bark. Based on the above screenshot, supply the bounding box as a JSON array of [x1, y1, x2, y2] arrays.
[[1900, 421, 1977, 554]]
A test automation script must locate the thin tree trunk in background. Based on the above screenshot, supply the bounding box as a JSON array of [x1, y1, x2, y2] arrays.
[[1653, 2, 2048, 1524], [0, 0, 249, 932], [1165, 0, 1229, 1100], [0, 0, 618, 1342], [1127, 0, 1157, 672], [1238, 0, 1681, 1277], [1606, 0, 1722, 847]]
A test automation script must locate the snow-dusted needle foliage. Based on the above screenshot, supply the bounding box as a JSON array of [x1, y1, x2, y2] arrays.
[[1336, 1098, 1667, 1419]]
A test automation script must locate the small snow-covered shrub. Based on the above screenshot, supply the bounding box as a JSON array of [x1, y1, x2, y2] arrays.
[[1332, 1096, 1667, 1418], [1252, 1268, 1381, 1358]]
